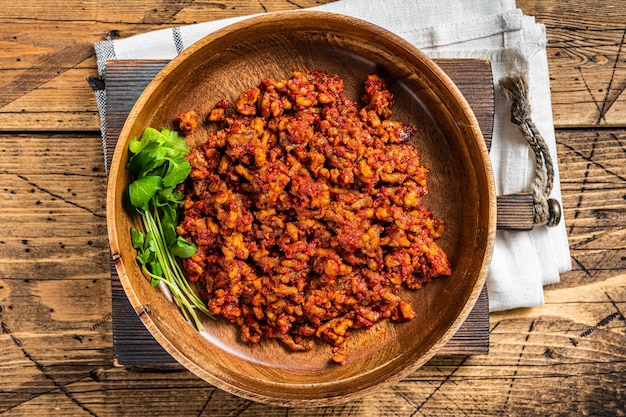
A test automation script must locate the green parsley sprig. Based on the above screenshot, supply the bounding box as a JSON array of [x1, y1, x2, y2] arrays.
[[126, 126, 212, 331]]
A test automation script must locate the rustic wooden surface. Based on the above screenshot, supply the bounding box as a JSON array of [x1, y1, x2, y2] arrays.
[[0, 0, 624, 415], [105, 58, 494, 366]]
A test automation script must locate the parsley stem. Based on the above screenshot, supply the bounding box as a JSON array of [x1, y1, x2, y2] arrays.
[[141, 208, 206, 331], [151, 206, 211, 316]]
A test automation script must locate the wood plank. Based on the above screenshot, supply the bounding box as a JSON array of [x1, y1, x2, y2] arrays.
[[554, 128, 626, 286], [0, 0, 330, 22], [519, 0, 626, 128], [0, 1, 335, 132], [0, 0, 624, 414], [0, 133, 115, 413], [0, 127, 623, 415], [496, 193, 535, 230], [1, 0, 625, 131], [0, 67, 100, 132], [105, 58, 495, 367]]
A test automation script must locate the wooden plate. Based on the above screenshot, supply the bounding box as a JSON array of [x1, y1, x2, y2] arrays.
[[107, 11, 496, 406]]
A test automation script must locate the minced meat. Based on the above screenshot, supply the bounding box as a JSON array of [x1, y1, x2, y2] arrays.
[[176, 70, 451, 364]]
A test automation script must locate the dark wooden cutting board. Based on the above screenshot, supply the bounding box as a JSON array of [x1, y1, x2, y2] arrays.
[[105, 59, 492, 368]]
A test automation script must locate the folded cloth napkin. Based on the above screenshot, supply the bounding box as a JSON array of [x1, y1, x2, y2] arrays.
[[92, 0, 571, 311]]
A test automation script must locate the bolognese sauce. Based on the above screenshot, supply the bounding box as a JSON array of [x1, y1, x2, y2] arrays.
[[176, 70, 451, 364]]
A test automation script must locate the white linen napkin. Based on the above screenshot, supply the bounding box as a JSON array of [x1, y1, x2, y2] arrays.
[[93, 0, 571, 311]]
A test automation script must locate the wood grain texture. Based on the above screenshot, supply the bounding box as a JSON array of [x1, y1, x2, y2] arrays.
[[0, 134, 624, 414], [105, 14, 496, 404], [555, 128, 626, 287], [496, 193, 535, 230], [519, 0, 626, 128], [0, 0, 624, 130], [104, 58, 494, 367], [0, 0, 624, 415], [0, 0, 337, 132]]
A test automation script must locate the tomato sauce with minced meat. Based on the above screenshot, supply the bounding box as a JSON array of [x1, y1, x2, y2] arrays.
[[176, 70, 451, 364]]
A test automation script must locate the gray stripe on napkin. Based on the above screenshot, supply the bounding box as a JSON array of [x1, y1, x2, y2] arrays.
[[172, 27, 185, 55], [94, 40, 116, 77]]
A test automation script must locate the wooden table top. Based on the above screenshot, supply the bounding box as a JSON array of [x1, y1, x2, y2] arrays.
[[0, 1, 624, 415]]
